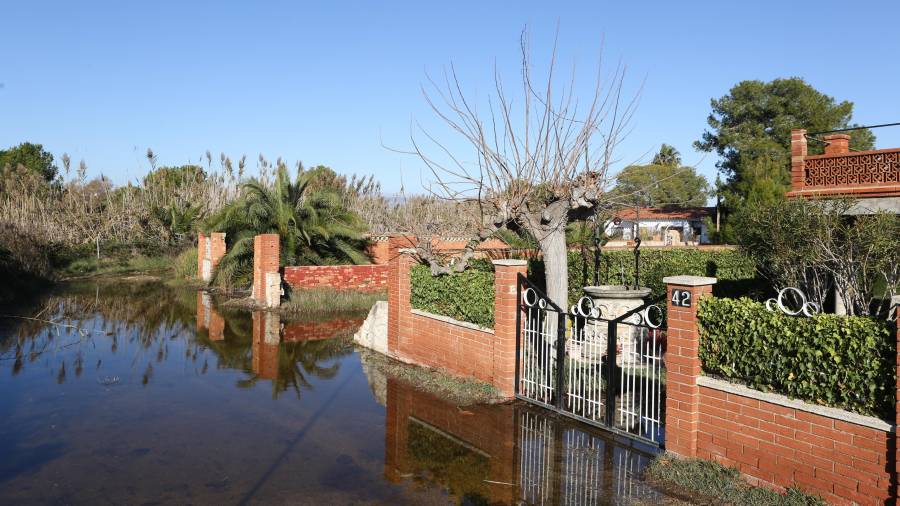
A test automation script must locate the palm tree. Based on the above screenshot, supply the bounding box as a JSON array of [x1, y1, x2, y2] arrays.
[[652, 144, 682, 167], [205, 164, 369, 287]]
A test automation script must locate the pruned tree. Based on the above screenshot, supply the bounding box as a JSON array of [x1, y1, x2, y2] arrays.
[[399, 30, 639, 308]]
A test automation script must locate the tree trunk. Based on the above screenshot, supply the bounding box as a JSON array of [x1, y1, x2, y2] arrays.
[[539, 226, 569, 311]]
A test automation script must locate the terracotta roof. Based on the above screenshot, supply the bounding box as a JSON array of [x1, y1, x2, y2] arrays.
[[611, 207, 715, 221], [432, 237, 510, 251]]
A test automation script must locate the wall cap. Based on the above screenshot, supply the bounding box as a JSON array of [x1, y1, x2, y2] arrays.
[[663, 275, 717, 286], [283, 264, 385, 270], [411, 309, 495, 334], [491, 259, 528, 267], [698, 376, 894, 433]]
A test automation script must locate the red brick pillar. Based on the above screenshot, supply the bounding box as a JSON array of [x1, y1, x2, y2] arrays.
[[663, 275, 716, 457], [790, 129, 807, 193], [823, 133, 850, 156], [253, 234, 280, 307], [387, 246, 415, 357], [492, 259, 528, 399], [209, 232, 226, 271], [197, 233, 207, 279]]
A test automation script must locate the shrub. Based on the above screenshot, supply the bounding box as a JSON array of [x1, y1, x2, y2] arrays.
[[529, 248, 761, 303], [410, 264, 495, 328], [173, 247, 198, 279], [698, 296, 895, 419]]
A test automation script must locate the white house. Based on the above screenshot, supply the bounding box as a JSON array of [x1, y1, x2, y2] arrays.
[[603, 207, 716, 247]]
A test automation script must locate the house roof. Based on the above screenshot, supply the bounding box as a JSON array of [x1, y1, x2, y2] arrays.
[[611, 207, 715, 221], [432, 237, 510, 251]]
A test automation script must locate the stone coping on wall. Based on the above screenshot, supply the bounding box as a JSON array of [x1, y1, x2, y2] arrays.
[[410, 309, 494, 334], [662, 275, 717, 286], [698, 376, 894, 433]]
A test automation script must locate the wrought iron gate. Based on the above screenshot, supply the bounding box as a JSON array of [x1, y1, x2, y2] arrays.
[[515, 274, 666, 447]]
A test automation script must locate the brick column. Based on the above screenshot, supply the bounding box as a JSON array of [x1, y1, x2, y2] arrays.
[[209, 232, 226, 271], [790, 129, 807, 193], [387, 246, 415, 357], [197, 233, 207, 280], [492, 259, 528, 399], [823, 133, 850, 156], [663, 275, 716, 457], [253, 234, 280, 307]]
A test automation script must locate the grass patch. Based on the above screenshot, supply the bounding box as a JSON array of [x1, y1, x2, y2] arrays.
[[173, 247, 198, 279], [358, 348, 502, 406], [59, 254, 173, 278], [281, 288, 385, 316], [645, 455, 824, 506]]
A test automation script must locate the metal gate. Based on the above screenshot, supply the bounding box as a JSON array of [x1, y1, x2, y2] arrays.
[[515, 274, 666, 447]]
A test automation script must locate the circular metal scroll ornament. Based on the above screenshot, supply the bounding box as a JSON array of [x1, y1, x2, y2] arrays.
[[571, 296, 601, 319], [765, 287, 820, 317], [630, 305, 663, 329], [522, 287, 539, 307], [641, 305, 665, 329]]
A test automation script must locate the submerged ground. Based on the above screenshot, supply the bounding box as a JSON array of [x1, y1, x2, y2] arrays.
[[0, 279, 668, 505]]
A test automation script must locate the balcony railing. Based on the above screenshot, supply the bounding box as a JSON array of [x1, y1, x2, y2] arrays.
[[790, 147, 900, 198]]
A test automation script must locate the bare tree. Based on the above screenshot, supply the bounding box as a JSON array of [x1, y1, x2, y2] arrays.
[[400, 29, 639, 308]]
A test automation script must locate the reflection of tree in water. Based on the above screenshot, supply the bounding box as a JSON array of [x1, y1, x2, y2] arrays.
[[0, 280, 358, 399], [235, 336, 354, 399], [0, 280, 201, 380]]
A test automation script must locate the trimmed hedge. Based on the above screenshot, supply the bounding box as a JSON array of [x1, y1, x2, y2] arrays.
[[530, 248, 762, 303], [410, 264, 495, 328], [698, 296, 896, 419]]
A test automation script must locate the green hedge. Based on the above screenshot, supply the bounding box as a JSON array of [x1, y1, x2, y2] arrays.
[[698, 296, 896, 419], [529, 248, 761, 303], [410, 264, 495, 328]]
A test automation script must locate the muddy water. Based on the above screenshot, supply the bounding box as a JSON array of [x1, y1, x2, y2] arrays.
[[0, 280, 667, 505]]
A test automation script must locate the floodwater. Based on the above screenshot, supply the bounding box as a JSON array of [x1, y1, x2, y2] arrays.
[[0, 279, 668, 505]]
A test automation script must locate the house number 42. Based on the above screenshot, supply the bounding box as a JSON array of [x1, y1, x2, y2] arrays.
[[671, 289, 692, 308]]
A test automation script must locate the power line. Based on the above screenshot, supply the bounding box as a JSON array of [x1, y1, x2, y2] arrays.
[[807, 122, 900, 136]]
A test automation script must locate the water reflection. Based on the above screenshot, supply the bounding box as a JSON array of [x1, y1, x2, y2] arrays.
[[0, 280, 664, 505], [381, 376, 663, 505]]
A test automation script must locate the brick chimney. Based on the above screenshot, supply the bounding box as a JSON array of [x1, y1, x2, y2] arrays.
[[823, 134, 850, 155]]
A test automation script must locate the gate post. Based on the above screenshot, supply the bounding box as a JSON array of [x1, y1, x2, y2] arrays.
[[492, 259, 528, 399], [662, 275, 716, 457], [253, 234, 281, 308]]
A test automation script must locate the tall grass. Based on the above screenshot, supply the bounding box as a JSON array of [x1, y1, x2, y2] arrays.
[[280, 288, 385, 316], [173, 247, 198, 279]]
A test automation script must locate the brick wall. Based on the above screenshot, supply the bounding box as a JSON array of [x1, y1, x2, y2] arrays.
[[665, 276, 898, 505], [283, 265, 388, 292], [383, 377, 516, 504], [387, 247, 525, 398], [696, 381, 892, 505]]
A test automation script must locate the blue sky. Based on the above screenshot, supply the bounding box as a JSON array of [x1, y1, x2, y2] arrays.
[[2, 1, 899, 193]]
